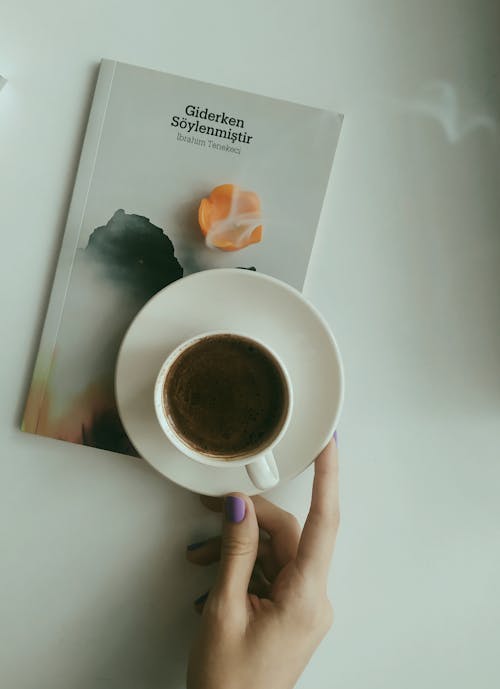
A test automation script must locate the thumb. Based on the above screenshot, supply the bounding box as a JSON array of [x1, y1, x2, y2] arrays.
[[213, 494, 259, 603]]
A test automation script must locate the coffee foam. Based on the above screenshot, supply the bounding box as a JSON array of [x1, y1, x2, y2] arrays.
[[163, 334, 287, 459]]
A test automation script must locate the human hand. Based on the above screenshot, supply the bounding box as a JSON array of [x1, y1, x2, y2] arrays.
[[186, 439, 339, 689]]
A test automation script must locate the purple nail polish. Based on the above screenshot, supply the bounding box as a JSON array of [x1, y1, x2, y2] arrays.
[[224, 496, 246, 523], [187, 541, 206, 551], [333, 430, 338, 445], [194, 591, 209, 606]]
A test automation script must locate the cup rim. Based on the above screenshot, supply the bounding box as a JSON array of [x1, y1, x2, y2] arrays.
[[153, 330, 293, 467]]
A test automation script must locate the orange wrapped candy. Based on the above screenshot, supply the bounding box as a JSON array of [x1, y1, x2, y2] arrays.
[[198, 184, 263, 251]]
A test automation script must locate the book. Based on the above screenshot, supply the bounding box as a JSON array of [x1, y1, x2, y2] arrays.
[[22, 59, 343, 458]]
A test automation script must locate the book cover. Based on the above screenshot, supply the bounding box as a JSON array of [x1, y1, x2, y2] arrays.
[[23, 59, 343, 457]]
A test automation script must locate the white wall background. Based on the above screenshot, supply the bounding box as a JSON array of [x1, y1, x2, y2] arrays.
[[1, 2, 499, 687]]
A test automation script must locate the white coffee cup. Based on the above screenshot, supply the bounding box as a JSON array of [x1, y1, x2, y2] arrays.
[[153, 331, 293, 491]]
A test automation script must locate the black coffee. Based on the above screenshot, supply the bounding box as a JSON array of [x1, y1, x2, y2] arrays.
[[163, 334, 288, 458]]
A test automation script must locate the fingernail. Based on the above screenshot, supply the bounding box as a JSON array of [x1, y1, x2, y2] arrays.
[[333, 430, 338, 445], [224, 495, 246, 523], [194, 591, 209, 606], [187, 541, 206, 551]]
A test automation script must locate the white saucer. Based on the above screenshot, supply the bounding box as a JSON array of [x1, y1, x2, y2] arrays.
[[115, 269, 344, 495]]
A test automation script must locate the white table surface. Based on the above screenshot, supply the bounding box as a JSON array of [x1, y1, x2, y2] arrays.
[[1, 2, 499, 688]]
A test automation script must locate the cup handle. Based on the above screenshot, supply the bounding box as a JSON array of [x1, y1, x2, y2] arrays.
[[246, 451, 279, 491]]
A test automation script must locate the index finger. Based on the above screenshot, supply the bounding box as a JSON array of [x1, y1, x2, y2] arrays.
[[296, 439, 340, 579]]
